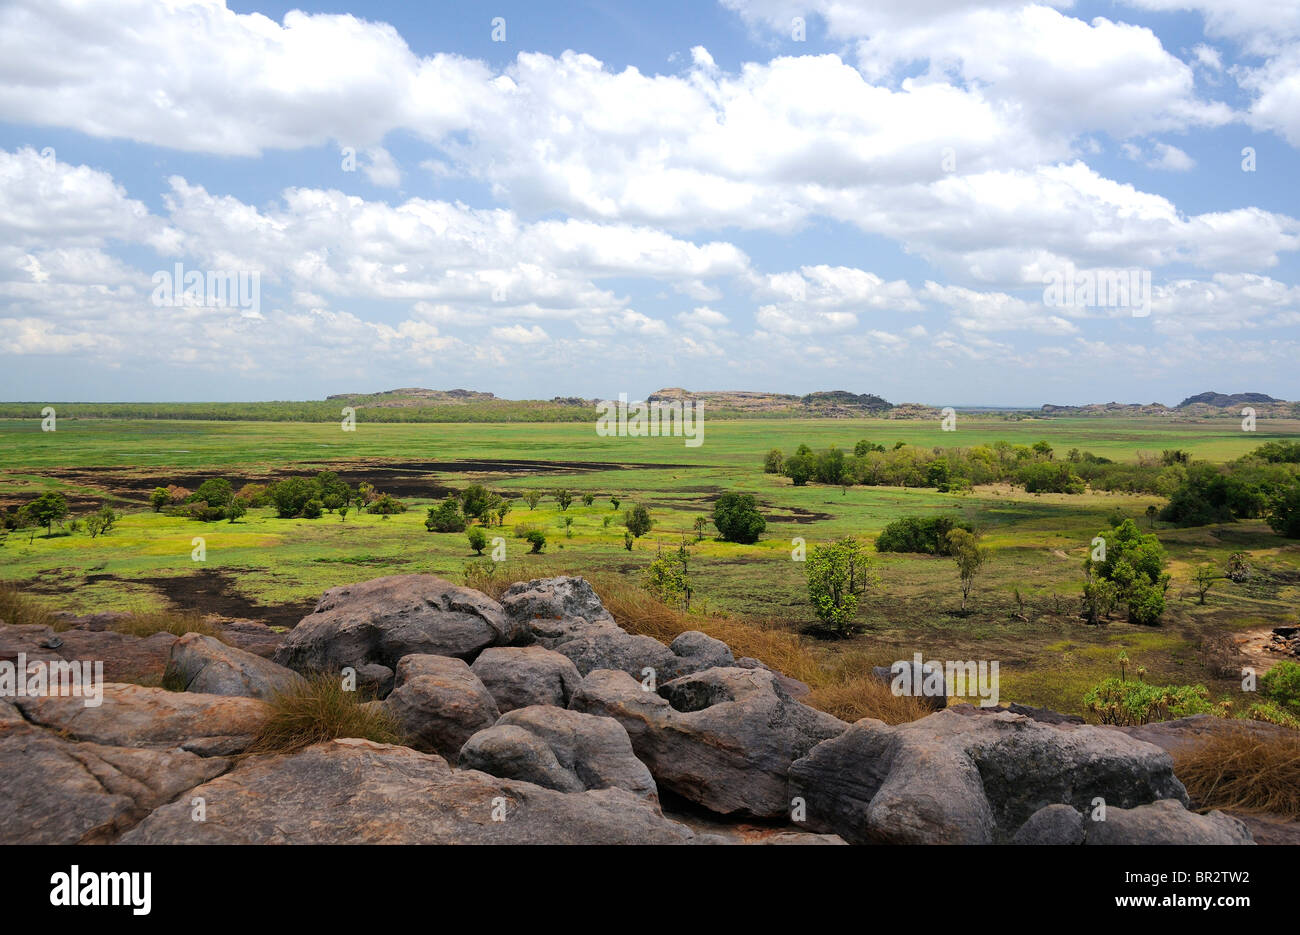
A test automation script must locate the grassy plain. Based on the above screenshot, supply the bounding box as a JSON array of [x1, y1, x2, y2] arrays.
[[2, 414, 1299, 715]]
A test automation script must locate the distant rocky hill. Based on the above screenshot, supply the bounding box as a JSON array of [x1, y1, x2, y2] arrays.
[[646, 388, 927, 418], [1176, 391, 1280, 409], [1041, 392, 1295, 419]]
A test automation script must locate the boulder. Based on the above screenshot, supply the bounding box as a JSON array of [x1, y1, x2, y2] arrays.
[[459, 705, 656, 800], [788, 708, 1192, 844], [14, 682, 269, 756], [571, 667, 848, 817], [1085, 799, 1254, 845], [0, 723, 228, 844], [554, 629, 684, 680], [272, 575, 521, 674], [1012, 804, 1086, 845], [382, 655, 499, 761], [165, 633, 305, 701], [500, 576, 615, 634], [121, 738, 698, 844], [470, 646, 582, 712], [670, 631, 734, 670]]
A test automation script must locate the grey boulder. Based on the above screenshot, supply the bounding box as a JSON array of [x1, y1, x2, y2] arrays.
[[789, 708, 1193, 844], [272, 575, 522, 674], [459, 705, 656, 800], [470, 646, 582, 712], [165, 632, 305, 701], [1085, 799, 1254, 845], [571, 666, 848, 817], [382, 654, 499, 761]]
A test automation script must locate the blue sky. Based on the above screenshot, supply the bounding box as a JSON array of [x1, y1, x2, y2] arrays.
[[1, 0, 1298, 406]]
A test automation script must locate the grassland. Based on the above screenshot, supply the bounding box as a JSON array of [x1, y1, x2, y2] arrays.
[[2, 414, 1299, 716]]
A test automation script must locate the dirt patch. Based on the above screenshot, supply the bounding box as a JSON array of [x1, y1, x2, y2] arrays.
[[4, 457, 703, 509], [130, 569, 316, 630], [767, 507, 835, 524]]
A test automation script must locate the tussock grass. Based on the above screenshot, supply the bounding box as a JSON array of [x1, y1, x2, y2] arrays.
[[1175, 727, 1300, 819], [584, 572, 927, 724], [108, 609, 226, 640], [246, 672, 405, 756], [0, 581, 59, 629]]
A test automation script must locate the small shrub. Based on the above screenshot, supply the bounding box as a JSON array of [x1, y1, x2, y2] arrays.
[[526, 529, 547, 553], [467, 527, 488, 555], [1261, 660, 1300, 711], [1082, 677, 1214, 726]]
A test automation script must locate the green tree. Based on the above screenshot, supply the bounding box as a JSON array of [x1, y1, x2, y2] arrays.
[[494, 498, 513, 527], [693, 516, 708, 541], [624, 504, 653, 538], [1266, 479, 1300, 538], [367, 494, 406, 517], [190, 478, 234, 509], [582, 493, 595, 506], [526, 529, 547, 553], [150, 487, 170, 512], [21, 492, 68, 536], [425, 497, 466, 532], [467, 527, 488, 555], [85, 505, 119, 538], [301, 498, 324, 519], [224, 499, 247, 524], [609, 496, 621, 511], [805, 536, 875, 636], [763, 449, 784, 474], [784, 451, 814, 486], [945, 527, 989, 612], [554, 488, 574, 511], [1085, 518, 1170, 625], [459, 484, 494, 524], [523, 490, 544, 510], [712, 492, 766, 544]]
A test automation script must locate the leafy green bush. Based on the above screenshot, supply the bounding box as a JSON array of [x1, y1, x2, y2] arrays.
[[526, 529, 547, 553], [1260, 660, 1300, 710], [366, 493, 406, 516], [1082, 678, 1214, 726], [874, 515, 972, 555], [425, 497, 467, 532], [1018, 461, 1085, 494], [1085, 518, 1170, 625], [467, 527, 488, 555], [711, 492, 766, 544]]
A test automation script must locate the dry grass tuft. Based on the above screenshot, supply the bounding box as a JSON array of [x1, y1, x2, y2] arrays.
[[109, 609, 226, 640], [0, 581, 60, 629], [246, 672, 405, 756], [1175, 726, 1300, 819]]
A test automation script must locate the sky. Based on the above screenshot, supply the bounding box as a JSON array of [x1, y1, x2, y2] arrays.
[[1, 0, 1298, 407]]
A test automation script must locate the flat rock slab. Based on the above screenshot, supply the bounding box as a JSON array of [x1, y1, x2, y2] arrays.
[[15, 682, 269, 756], [121, 738, 698, 845], [0, 622, 176, 684], [0, 716, 228, 844]]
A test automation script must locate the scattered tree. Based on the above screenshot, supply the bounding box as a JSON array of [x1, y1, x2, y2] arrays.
[[945, 527, 989, 612], [624, 504, 653, 538], [712, 491, 766, 544], [805, 536, 875, 637], [467, 527, 488, 555], [425, 497, 467, 533]]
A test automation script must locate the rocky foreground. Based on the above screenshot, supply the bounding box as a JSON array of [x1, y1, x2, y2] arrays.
[[0, 575, 1276, 845]]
